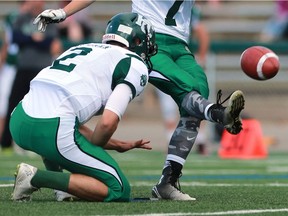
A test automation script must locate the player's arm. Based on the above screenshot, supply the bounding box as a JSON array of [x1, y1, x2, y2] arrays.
[[63, 0, 95, 17], [193, 22, 210, 66], [0, 23, 9, 67], [0, 39, 8, 68], [91, 83, 151, 152], [33, 0, 95, 32]]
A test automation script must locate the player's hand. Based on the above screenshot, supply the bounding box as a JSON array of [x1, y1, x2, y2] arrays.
[[106, 139, 152, 152], [33, 9, 66, 32], [117, 139, 152, 153]]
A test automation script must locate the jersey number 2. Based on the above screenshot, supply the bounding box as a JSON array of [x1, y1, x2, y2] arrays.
[[165, 0, 184, 26], [50, 47, 92, 72]]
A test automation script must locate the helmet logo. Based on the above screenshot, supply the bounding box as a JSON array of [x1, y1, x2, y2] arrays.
[[135, 15, 153, 38], [118, 24, 133, 34]]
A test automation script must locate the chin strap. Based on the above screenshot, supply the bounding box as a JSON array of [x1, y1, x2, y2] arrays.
[[146, 58, 153, 73]]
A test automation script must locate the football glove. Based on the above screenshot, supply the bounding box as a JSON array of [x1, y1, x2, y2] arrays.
[[33, 9, 66, 32]]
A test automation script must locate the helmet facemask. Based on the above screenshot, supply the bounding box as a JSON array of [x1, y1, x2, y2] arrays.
[[132, 25, 158, 72]]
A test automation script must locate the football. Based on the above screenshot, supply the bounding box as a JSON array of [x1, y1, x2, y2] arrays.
[[240, 46, 280, 80]]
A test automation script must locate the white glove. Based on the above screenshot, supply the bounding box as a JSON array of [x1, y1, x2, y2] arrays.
[[33, 9, 66, 32]]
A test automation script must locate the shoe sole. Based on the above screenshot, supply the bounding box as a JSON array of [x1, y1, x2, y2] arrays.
[[224, 90, 245, 135]]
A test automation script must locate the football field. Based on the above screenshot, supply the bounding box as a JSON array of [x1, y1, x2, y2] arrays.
[[0, 150, 288, 216]]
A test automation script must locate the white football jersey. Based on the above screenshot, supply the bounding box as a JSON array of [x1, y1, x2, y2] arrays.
[[132, 0, 195, 43], [22, 43, 148, 123]]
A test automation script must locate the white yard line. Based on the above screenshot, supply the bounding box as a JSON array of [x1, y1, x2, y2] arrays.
[[2, 182, 288, 188], [132, 181, 288, 187], [121, 208, 288, 216], [0, 184, 13, 187]]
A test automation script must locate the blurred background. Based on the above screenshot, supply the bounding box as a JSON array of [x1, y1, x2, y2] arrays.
[[0, 0, 287, 156]]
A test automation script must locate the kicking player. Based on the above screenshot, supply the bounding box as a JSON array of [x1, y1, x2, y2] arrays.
[[33, 0, 245, 201], [11, 12, 157, 202]]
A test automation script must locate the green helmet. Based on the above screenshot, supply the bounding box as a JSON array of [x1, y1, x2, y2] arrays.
[[102, 12, 158, 71]]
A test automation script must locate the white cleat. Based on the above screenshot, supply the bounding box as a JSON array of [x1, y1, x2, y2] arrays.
[[152, 183, 196, 201], [54, 190, 78, 202], [152, 166, 196, 201], [12, 163, 38, 201]]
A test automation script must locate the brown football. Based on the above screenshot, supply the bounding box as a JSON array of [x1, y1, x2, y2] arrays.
[[240, 46, 280, 80]]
